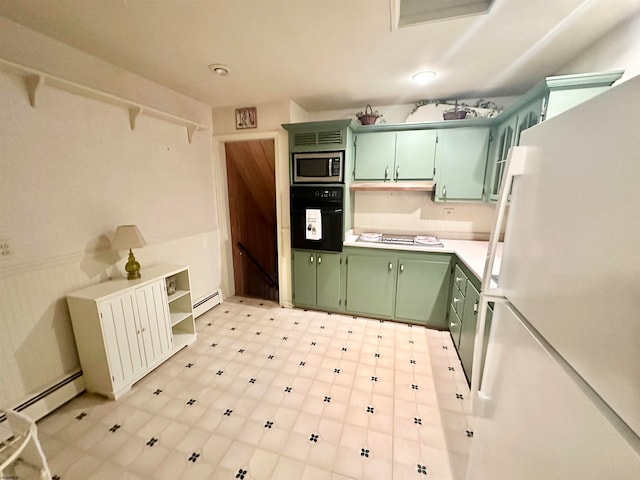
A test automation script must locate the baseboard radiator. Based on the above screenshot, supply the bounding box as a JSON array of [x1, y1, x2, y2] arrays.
[[7, 371, 85, 422], [193, 289, 223, 318]]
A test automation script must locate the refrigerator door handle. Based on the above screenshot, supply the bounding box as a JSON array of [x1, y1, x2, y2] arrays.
[[470, 293, 495, 413], [481, 145, 529, 292]]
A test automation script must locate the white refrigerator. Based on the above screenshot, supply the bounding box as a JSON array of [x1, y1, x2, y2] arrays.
[[465, 74, 640, 479]]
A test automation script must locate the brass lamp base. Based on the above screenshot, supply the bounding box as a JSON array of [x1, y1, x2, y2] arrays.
[[125, 249, 141, 280]]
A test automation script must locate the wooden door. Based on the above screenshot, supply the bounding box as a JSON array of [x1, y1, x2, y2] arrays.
[[225, 139, 278, 301]]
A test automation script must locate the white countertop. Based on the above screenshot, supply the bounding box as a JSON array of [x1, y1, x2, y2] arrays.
[[344, 234, 502, 283]]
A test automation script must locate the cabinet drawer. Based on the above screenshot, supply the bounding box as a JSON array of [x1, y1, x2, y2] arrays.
[[453, 265, 468, 295], [451, 286, 465, 316], [449, 304, 462, 349]]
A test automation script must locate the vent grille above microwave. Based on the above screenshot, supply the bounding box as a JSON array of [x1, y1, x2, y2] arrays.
[[318, 130, 343, 145], [293, 132, 317, 146], [293, 130, 343, 147]]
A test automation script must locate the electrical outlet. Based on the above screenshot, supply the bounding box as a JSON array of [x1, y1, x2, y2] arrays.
[[0, 240, 10, 257], [444, 207, 455, 217]]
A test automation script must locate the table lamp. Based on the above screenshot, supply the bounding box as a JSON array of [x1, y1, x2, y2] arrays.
[[112, 225, 146, 280]]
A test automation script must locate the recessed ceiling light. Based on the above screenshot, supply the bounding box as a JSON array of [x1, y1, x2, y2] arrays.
[[412, 70, 437, 83], [208, 64, 230, 76]]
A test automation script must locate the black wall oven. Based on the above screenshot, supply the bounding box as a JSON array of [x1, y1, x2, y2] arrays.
[[290, 186, 343, 252]]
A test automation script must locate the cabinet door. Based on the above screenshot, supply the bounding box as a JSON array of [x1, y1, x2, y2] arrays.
[[514, 97, 544, 145], [395, 258, 451, 327], [394, 130, 437, 180], [316, 252, 342, 310], [135, 280, 173, 367], [434, 127, 490, 201], [346, 254, 395, 317], [458, 281, 480, 380], [293, 249, 317, 307], [354, 132, 396, 180], [99, 293, 145, 387], [489, 115, 517, 201]]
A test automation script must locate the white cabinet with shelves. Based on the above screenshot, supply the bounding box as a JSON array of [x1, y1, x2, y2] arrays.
[[66, 265, 196, 399], [164, 268, 196, 350]]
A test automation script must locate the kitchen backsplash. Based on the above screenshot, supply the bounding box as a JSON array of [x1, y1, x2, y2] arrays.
[[352, 191, 502, 240]]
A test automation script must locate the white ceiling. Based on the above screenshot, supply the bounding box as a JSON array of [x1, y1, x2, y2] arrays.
[[0, 0, 639, 112]]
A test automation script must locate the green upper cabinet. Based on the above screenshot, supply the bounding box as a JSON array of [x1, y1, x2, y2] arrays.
[[489, 97, 544, 201], [354, 130, 437, 181], [488, 113, 517, 201], [395, 130, 438, 180], [515, 97, 544, 145], [433, 127, 490, 202], [544, 70, 623, 120], [395, 258, 451, 328], [353, 132, 396, 181], [486, 70, 623, 202], [345, 253, 396, 317]]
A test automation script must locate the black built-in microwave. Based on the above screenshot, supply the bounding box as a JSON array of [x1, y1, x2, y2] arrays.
[[292, 151, 344, 183]]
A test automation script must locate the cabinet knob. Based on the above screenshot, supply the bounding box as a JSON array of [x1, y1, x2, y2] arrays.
[[318, 256, 322, 264], [384, 166, 389, 181], [400, 264, 404, 273], [442, 185, 447, 199], [310, 255, 314, 263], [388, 262, 393, 271], [395, 166, 400, 181], [474, 300, 479, 314], [453, 297, 460, 304]]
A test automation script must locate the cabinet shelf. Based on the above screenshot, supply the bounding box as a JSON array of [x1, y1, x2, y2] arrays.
[[349, 181, 435, 192], [0, 59, 210, 144], [168, 290, 190, 303], [170, 311, 192, 327], [173, 332, 196, 351]]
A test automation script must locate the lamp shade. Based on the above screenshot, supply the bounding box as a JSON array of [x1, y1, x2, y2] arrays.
[[112, 225, 146, 250]]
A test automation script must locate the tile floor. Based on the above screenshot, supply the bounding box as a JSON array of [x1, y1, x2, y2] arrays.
[[35, 296, 474, 480]]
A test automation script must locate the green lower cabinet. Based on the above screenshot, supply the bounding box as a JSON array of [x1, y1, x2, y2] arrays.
[[345, 249, 452, 325], [458, 281, 480, 380], [292, 249, 342, 310], [395, 258, 451, 328], [447, 266, 494, 385], [293, 249, 317, 307], [345, 254, 395, 317], [316, 252, 342, 310]]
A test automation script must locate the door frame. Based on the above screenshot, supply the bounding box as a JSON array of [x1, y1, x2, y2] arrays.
[[212, 130, 292, 306]]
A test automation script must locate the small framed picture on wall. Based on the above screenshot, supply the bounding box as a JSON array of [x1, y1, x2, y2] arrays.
[[235, 107, 257, 129]]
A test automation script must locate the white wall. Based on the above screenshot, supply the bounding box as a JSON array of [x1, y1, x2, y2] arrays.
[[0, 19, 221, 410], [558, 12, 640, 83], [352, 191, 497, 240]]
